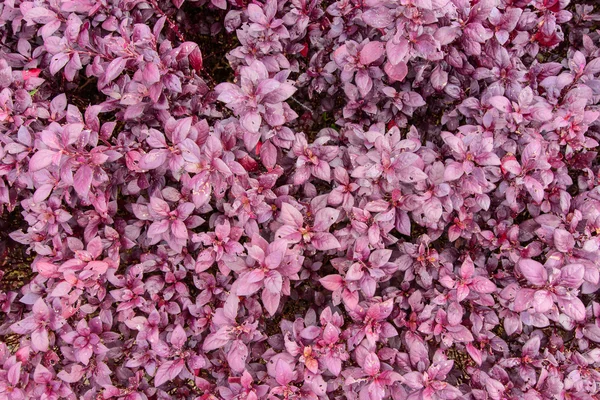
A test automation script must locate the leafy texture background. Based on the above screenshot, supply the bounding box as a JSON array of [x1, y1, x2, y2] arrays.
[[0, 0, 599, 399]]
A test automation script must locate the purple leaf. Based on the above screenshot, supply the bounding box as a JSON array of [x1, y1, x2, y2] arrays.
[[262, 289, 281, 316], [560, 264, 585, 288], [275, 360, 294, 385], [470, 276, 496, 293], [31, 327, 49, 352], [384, 62, 408, 82], [203, 328, 231, 351], [386, 39, 409, 65], [466, 343, 483, 366], [101, 57, 127, 86], [7, 362, 21, 386], [444, 161, 464, 181], [360, 42, 384, 65], [556, 295, 586, 321], [49, 53, 70, 75], [279, 203, 303, 227], [241, 111, 261, 133], [532, 290, 553, 313], [524, 176, 544, 203], [140, 149, 168, 170], [29, 149, 55, 171], [320, 275, 343, 291], [154, 359, 185, 387], [553, 229, 575, 253], [170, 325, 186, 349], [311, 232, 341, 251], [363, 353, 380, 376], [73, 164, 93, 197], [489, 96, 512, 112], [227, 340, 248, 372], [519, 259, 548, 286]]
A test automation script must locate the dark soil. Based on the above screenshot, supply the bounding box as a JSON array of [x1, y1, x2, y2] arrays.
[[0, 207, 33, 293]]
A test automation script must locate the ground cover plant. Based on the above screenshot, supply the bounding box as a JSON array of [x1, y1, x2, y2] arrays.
[[0, 0, 600, 398]]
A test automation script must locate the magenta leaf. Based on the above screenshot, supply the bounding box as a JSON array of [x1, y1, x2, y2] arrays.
[[154, 359, 185, 387], [519, 259, 548, 286]]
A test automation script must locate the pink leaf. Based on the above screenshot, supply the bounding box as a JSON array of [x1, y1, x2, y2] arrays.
[[556, 295, 586, 321], [260, 140, 277, 169], [313, 208, 340, 231], [31, 327, 49, 352], [313, 160, 332, 181], [384, 61, 408, 82], [202, 327, 231, 351], [524, 176, 544, 203], [513, 288, 535, 312], [470, 276, 497, 294], [154, 359, 185, 387], [485, 378, 505, 400], [33, 364, 53, 384], [51, 281, 72, 297], [362, 8, 394, 28], [24, 7, 58, 24], [363, 353, 380, 376], [489, 96, 512, 112], [57, 365, 85, 383], [553, 229, 575, 253], [310, 232, 341, 251], [73, 164, 93, 197], [241, 111, 261, 133], [466, 343, 483, 366], [227, 340, 248, 372], [264, 249, 284, 269], [300, 326, 321, 340], [171, 220, 188, 240], [322, 323, 340, 343], [444, 161, 464, 181], [403, 372, 424, 389], [279, 203, 303, 227], [320, 275, 343, 291], [11, 317, 37, 334], [560, 264, 585, 288], [49, 53, 70, 75], [522, 336, 540, 357], [583, 324, 600, 342], [532, 290, 553, 313], [456, 284, 470, 302], [264, 270, 283, 293], [236, 270, 264, 296], [142, 62, 161, 85], [29, 149, 56, 171], [459, 256, 474, 279], [447, 302, 463, 326], [262, 289, 281, 316], [102, 57, 127, 86], [211, 0, 227, 9], [346, 263, 364, 281], [189, 47, 203, 71], [398, 166, 428, 183], [247, 4, 267, 25], [7, 362, 21, 386], [150, 197, 171, 216], [275, 359, 294, 385], [519, 259, 547, 286], [170, 325, 186, 349], [386, 39, 409, 65]]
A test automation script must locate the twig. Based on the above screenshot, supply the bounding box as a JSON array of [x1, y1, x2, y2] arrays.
[[290, 96, 313, 113], [148, 0, 186, 43]]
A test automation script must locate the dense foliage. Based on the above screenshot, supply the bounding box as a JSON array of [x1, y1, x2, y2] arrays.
[[0, 0, 600, 398]]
